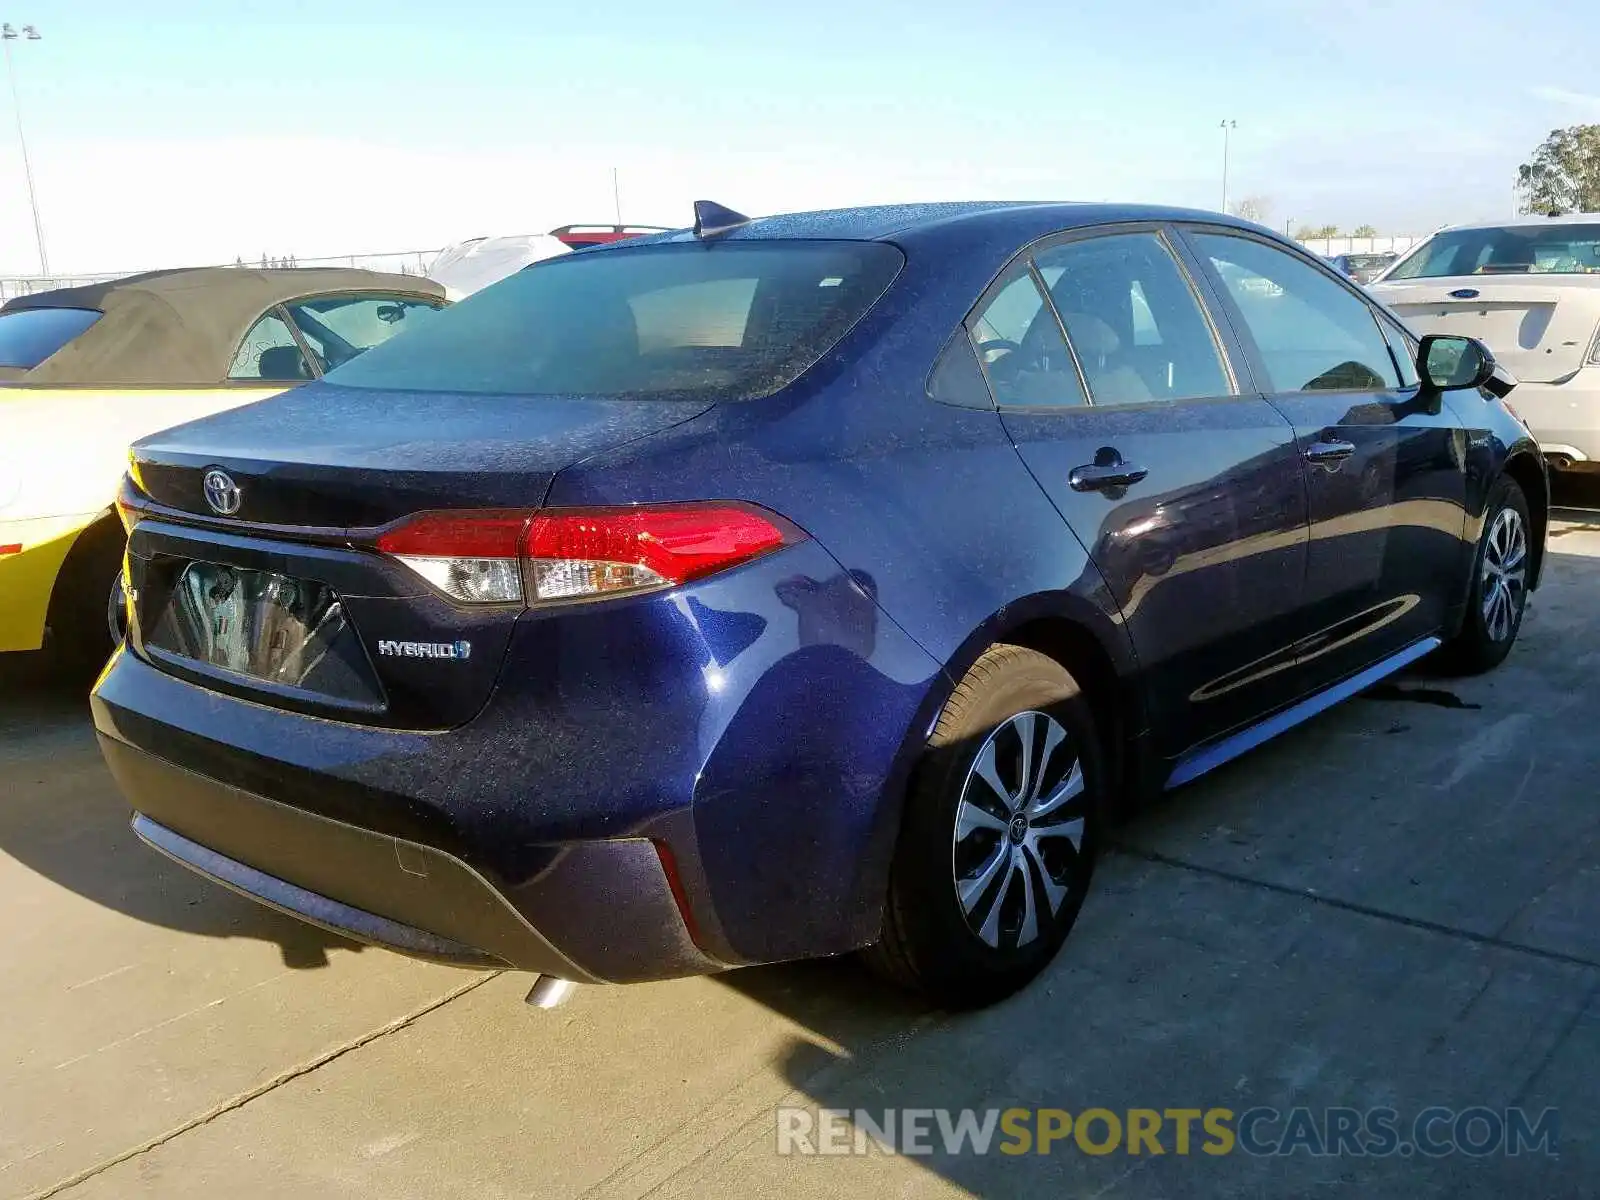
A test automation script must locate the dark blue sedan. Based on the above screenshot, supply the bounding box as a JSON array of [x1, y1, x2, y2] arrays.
[[95, 201, 1546, 1010]]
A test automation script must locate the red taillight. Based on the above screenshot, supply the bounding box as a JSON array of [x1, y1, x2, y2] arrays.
[[0, 544, 21, 556], [375, 503, 799, 605], [376, 512, 528, 559], [376, 511, 530, 604]]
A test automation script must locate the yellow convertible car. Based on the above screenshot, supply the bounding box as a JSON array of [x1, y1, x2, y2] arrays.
[[0, 267, 446, 672]]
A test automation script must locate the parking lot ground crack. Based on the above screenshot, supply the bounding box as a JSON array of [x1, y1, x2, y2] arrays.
[[20, 970, 500, 1200], [1509, 974, 1600, 1106], [1108, 844, 1600, 974], [582, 1010, 946, 1199]]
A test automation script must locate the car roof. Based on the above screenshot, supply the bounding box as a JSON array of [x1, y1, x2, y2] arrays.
[[633, 201, 1267, 248], [1432, 212, 1600, 233], [0, 266, 446, 387]]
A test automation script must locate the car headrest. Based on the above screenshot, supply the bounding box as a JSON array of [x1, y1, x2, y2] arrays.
[[257, 345, 310, 381], [1060, 312, 1121, 358]]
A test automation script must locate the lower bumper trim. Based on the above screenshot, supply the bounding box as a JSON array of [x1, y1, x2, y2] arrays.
[[132, 814, 504, 968]]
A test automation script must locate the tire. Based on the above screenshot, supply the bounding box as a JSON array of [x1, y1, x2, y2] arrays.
[[1434, 474, 1532, 676], [47, 518, 127, 683], [864, 644, 1105, 1009]]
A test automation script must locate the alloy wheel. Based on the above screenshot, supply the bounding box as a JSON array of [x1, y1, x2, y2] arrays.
[[1480, 506, 1527, 643], [951, 710, 1088, 950]]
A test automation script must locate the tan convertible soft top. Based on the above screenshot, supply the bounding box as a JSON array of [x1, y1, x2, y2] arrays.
[[1, 267, 446, 386]]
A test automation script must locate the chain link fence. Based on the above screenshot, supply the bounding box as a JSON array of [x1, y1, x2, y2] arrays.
[[1, 248, 443, 301]]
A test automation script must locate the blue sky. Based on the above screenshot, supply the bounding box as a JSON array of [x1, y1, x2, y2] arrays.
[[2, 0, 1598, 272]]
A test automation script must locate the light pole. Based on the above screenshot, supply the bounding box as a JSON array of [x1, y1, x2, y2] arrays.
[[2, 21, 47, 276], [1219, 119, 1237, 215]]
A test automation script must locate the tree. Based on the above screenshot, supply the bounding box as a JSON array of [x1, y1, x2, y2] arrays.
[[1517, 125, 1600, 214], [1292, 224, 1319, 241], [1231, 195, 1273, 224], [1353, 224, 1378, 238], [1313, 224, 1340, 239]]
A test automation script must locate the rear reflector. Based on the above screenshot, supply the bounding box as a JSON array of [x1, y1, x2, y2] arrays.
[[375, 504, 799, 605], [0, 544, 21, 556]]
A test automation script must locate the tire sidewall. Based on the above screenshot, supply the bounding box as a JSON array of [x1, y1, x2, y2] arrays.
[[1460, 476, 1531, 665], [891, 650, 1104, 1004]]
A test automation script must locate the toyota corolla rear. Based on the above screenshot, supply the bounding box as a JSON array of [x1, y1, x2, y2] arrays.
[[1373, 219, 1600, 470], [90, 234, 937, 987]]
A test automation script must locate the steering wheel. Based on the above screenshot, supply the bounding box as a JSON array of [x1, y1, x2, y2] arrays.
[[975, 338, 1022, 361]]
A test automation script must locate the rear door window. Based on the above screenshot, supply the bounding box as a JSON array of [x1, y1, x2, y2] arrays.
[[1033, 232, 1232, 405], [0, 307, 102, 369], [286, 294, 443, 371], [967, 268, 1087, 408], [323, 241, 903, 400]]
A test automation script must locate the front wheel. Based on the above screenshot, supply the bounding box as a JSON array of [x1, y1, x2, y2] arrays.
[[1435, 475, 1531, 676], [864, 645, 1104, 1009]]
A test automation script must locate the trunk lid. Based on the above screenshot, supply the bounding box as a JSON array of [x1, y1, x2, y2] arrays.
[[131, 381, 712, 528], [124, 382, 713, 729], [1373, 275, 1600, 383]]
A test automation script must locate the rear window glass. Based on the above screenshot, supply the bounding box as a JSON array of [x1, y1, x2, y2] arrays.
[[323, 241, 904, 400], [1388, 224, 1600, 278], [0, 307, 102, 370]]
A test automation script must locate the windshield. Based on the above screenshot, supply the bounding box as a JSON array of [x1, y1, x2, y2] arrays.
[[0, 307, 103, 370], [1388, 224, 1600, 279], [325, 240, 904, 400]]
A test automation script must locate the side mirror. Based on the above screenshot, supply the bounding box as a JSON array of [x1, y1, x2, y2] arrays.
[[1417, 334, 1516, 398]]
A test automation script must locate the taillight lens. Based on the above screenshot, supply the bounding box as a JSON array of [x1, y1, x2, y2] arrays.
[[376, 504, 800, 605], [376, 512, 529, 604]]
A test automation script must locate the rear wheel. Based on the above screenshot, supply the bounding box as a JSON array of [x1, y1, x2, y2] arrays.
[[865, 645, 1104, 1009], [1435, 475, 1531, 676], [47, 518, 126, 683]]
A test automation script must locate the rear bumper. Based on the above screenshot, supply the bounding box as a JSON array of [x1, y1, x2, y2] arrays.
[[1511, 371, 1600, 463], [91, 531, 944, 976], [96, 720, 720, 982]]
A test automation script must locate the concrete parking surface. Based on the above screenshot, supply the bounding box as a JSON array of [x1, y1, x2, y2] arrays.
[[4, 510, 1599, 1200]]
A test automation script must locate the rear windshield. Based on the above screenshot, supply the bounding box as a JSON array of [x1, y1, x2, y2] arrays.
[[0, 307, 102, 370], [1388, 224, 1600, 279], [323, 240, 904, 400]]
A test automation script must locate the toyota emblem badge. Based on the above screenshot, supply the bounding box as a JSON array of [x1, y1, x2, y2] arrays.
[[202, 469, 243, 516]]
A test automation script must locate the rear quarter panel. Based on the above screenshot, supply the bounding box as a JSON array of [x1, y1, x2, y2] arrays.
[[541, 260, 1140, 954]]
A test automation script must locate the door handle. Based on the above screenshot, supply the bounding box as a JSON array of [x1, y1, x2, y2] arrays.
[[1069, 461, 1150, 492], [1303, 440, 1356, 464]]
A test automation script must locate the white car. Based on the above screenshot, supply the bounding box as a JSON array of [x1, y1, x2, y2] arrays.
[[427, 233, 570, 299], [1371, 214, 1600, 473]]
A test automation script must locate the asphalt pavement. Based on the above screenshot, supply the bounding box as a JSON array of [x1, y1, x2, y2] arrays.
[[2, 507, 1598, 1199]]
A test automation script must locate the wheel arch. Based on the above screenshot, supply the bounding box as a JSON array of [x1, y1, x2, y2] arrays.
[[46, 507, 124, 635], [851, 589, 1146, 949], [1501, 450, 1548, 590]]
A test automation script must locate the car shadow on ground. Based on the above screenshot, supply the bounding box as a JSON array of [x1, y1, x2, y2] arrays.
[[708, 547, 1599, 1197], [0, 650, 361, 969]]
